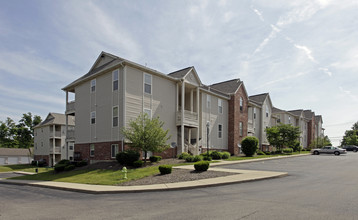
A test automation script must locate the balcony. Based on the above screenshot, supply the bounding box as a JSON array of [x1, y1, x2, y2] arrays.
[[49, 131, 62, 138], [66, 101, 75, 114], [176, 110, 199, 127], [49, 146, 61, 154], [67, 130, 75, 141]]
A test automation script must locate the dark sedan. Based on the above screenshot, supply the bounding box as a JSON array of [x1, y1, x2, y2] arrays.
[[342, 145, 358, 152]]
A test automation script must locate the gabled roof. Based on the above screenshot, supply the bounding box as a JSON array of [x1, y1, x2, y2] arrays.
[[288, 109, 304, 117], [209, 79, 243, 94], [34, 113, 75, 129], [315, 115, 323, 124], [168, 67, 193, 79], [168, 66, 202, 86], [0, 148, 33, 156], [249, 93, 269, 105], [303, 110, 315, 120], [272, 107, 285, 114]]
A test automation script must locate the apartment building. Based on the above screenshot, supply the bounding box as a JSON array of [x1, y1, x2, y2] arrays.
[[62, 52, 249, 163], [34, 113, 75, 166]]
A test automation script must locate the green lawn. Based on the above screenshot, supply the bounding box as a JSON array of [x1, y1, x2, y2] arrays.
[[0, 164, 52, 173]]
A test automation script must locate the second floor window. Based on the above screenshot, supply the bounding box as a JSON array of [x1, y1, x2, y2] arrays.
[[113, 70, 119, 91], [240, 97, 243, 111], [91, 79, 96, 93], [218, 99, 223, 114], [144, 73, 152, 94], [266, 106, 269, 117], [113, 106, 118, 127], [289, 116, 291, 124], [207, 94, 211, 109], [239, 122, 243, 136], [91, 111, 96, 124], [253, 107, 256, 119], [218, 124, 222, 138]]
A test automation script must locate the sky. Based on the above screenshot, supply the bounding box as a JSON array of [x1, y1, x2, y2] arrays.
[[1, 0, 358, 146]]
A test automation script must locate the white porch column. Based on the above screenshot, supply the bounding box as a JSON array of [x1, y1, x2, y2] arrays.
[[65, 115, 68, 160], [190, 89, 193, 113], [181, 81, 185, 153], [196, 87, 200, 155], [176, 83, 179, 111], [52, 125, 55, 166]]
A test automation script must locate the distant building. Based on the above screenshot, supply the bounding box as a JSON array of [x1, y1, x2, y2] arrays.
[[0, 148, 33, 165]]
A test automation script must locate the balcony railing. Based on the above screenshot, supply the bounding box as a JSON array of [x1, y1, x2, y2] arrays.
[[49, 146, 61, 154], [176, 110, 199, 127], [67, 130, 75, 140], [49, 131, 62, 138], [66, 101, 75, 114]]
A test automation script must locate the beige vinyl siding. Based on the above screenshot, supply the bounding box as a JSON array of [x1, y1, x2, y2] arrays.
[[34, 127, 50, 155]]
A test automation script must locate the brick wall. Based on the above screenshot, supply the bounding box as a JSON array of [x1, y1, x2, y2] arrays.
[[74, 141, 124, 162], [307, 115, 316, 147], [228, 86, 248, 155], [34, 155, 50, 165]]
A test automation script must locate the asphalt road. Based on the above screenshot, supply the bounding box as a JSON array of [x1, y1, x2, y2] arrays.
[[1, 153, 358, 220]]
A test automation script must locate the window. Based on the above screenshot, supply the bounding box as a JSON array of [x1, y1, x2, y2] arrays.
[[218, 99, 223, 114], [113, 70, 119, 91], [111, 144, 118, 158], [266, 106, 269, 117], [91, 111, 96, 124], [113, 106, 118, 127], [218, 124, 223, 138], [253, 107, 256, 119], [144, 73, 152, 94], [277, 119, 281, 123], [91, 79, 96, 92], [288, 116, 291, 124], [239, 122, 243, 136], [90, 144, 95, 157], [144, 108, 152, 118], [207, 94, 211, 109], [69, 145, 73, 150], [240, 97, 243, 111]]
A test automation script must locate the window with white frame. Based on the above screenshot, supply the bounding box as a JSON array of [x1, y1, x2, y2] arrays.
[[207, 94, 211, 109], [144, 108, 152, 118], [113, 70, 119, 91], [218, 124, 223, 138], [240, 97, 243, 111], [253, 107, 256, 119], [113, 106, 118, 127], [111, 144, 118, 158], [91, 111, 96, 124], [288, 116, 291, 124], [239, 122, 243, 136], [144, 73, 152, 94], [266, 105, 269, 117], [90, 144, 95, 157], [91, 79, 96, 93], [218, 99, 223, 114]]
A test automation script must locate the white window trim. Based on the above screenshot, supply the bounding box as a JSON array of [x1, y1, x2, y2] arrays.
[[91, 111, 96, 125], [144, 73, 152, 95], [111, 144, 118, 158], [218, 99, 223, 114], [240, 97, 243, 111], [218, 124, 223, 139], [112, 106, 119, 127], [90, 144, 95, 157], [112, 69, 119, 91], [207, 94, 211, 109], [91, 79, 96, 93]]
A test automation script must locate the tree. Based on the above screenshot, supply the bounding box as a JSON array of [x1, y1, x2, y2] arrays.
[[309, 136, 332, 149], [341, 122, 358, 146], [0, 118, 17, 148], [122, 113, 171, 163], [241, 136, 259, 157], [265, 123, 300, 152]]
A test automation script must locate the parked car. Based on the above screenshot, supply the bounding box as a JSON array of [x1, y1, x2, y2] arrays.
[[311, 146, 347, 156], [342, 145, 358, 152]]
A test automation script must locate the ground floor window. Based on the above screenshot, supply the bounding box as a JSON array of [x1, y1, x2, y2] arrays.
[[90, 144, 95, 157], [111, 144, 118, 158]]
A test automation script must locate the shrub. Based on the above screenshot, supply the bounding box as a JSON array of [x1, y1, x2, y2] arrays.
[[221, 152, 230, 159], [133, 160, 144, 168], [149, 156, 162, 163], [194, 161, 210, 172], [76, 160, 88, 167], [283, 148, 293, 154], [185, 155, 194, 162], [193, 155, 202, 162], [64, 164, 75, 171], [178, 152, 190, 160], [202, 155, 212, 161], [257, 150, 266, 155], [159, 165, 172, 175], [116, 150, 140, 166], [54, 164, 66, 172], [210, 151, 222, 160], [58, 159, 70, 165], [264, 151, 271, 155], [241, 136, 259, 157], [32, 160, 47, 167]]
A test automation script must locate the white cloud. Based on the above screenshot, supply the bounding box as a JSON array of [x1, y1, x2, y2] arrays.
[[339, 86, 358, 102], [318, 67, 332, 76], [254, 72, 306, 90], [294, 44, 317, 63], [251, 5, 265, 22]]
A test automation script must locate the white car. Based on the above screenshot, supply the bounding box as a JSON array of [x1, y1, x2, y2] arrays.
[[311, 146, 347, 156]]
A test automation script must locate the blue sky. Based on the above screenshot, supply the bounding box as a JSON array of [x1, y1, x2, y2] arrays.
[[1, 0, 357, 145]]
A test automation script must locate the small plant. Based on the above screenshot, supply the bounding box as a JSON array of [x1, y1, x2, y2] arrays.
[[202, 155, 212, 161], [241, 136, 259, 157], [76, 160, 88, 167], [64, 164, 75, 171], [149, 156, 162, 163], [283, 148, 293, 154], [133, 160, 144, 168], [193, 155, 202, 162], [54, 164, 66, 172], [257, 150, 266, 155], [185, 155, 194, 162], [58, 159, 70, 165], [159, 165, 172, 175], [178, 152, 190, 160], [210, 151, 222, 160], [116, 150, 140, 166], [194, 161, 210, 172], [221, 152, 231, 159], [264, 151, 271, 155]]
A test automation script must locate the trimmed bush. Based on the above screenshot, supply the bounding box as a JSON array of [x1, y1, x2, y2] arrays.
[[202, 155, 212, 161], [283, 148, 293, 154], [149, 156, 162, 163], [210, 151, 222, 160], [185, 155, 194, 162], [257, 150, 266, 155], [194, 161, 210, 172], [133, 160, 144, 168], [32, 160, 47, 167], [76, 160, 88, 167], [178, 152, 190, 160], [193, 155, 202, 162], [241, 136, 259, 157], [264, 151, 271, 155], [221, 152, 230, 159], [159, 165, 172, 175], [54, 164, 66, 172], [116, 150, 140, 166], [64, 164, 76, 171], [58, 159, 70, 165]]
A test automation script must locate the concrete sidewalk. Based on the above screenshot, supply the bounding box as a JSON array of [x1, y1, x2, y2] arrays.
[[0, 154, 308, 194]]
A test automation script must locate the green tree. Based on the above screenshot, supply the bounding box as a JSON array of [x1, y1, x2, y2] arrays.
[[0, 118, 17, 148], [341, 122, 358, 146], [310, 135, 332, 148], [266, 123, 300, 152], [241, 136, 259, 157], [122, 113, 171, 163]]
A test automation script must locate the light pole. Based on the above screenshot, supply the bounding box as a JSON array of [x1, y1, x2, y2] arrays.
[[206, 121, 210, 157]]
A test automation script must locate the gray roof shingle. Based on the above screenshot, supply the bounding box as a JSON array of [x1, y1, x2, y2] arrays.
[[209, 79, 242, 94]]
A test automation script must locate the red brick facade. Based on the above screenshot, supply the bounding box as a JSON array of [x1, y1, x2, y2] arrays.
[[34, 155, 50, 164], [307, 114, 316, 147], [228, 85, 248, 155]]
